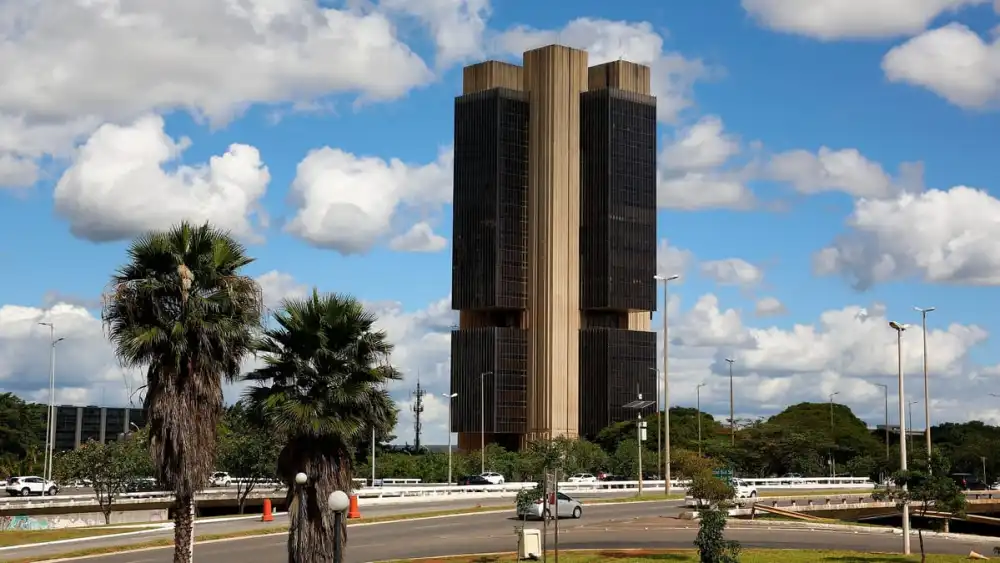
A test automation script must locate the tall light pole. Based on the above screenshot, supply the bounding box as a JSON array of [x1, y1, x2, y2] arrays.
[[696, 383, 706, 457], [443, 392, 458, 484], [479, 371, 492, 475], [725, 358, 735, 446], [624, 389, 655, 496], [829, 392, 839, 478], [908, 400, 919, 457], [889, 320, 911, 555], [875, 383, 889, 460], [654, 274, 679, 495], [38, 323, 63, 483], [648, 368, 661, 484], [914, 306, 934, 465]]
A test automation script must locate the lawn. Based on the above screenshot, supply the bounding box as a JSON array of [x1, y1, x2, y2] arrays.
[[384, 549, 978, 562], [0, 526, 160, 547]]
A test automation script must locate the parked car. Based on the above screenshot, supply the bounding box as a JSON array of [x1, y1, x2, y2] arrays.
[[126, 478, 159, 493], [6, 476, 58, 497], [951, 473, 990, 491], [733, 479, 758, 499], [209, 472, 232, 487], [456, 475, 492, 487], [598, 472, 623, 481], [517, 491, 583, 520], [568, 473, 597, 483], [480, 471, 505, 484]]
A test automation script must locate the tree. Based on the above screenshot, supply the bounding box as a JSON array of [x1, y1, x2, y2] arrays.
[[244, 290, 400, 563], [103, 221, 263, 563], [218, 403, 281, 514], [59, 433, 151, 524], [873, 451, 967, 562], [688, 470, 741, 563]]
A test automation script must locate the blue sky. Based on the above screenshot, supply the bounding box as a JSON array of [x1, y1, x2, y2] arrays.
[[1, 0, 998, 445]]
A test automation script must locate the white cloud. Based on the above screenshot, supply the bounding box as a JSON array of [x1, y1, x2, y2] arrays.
[[286, 146, 453, 254], [495, 18, 708, 123], [660, 116, 741, 172], [389, 222, 448, 252], [699, 258, 765, 287], [658, 173, 756, 210], [657, 239, 693, 279], [754, 297, 787, 317], [657, 116, 756, 209], [0, 155, 38, 188], [766, 147, 915, 198], [52, 115, 270, 242], [380, 0, 490, 67], [0, 0, 434, 188], [815, 186, 1000, 287], [741, 0, 987, 40], [256, 271, 309, 311], [882, 23, 1000, 109]]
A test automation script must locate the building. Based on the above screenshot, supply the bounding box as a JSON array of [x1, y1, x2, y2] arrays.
[[45, 405, 147, 452], [450, 45, 658, 451]]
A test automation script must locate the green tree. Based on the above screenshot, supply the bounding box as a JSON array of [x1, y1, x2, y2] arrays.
[[59, 433, 152, 524], [218, 404, 281, 514], [244, 290, 400, 563], [874, 451, 967, 563], [102, 221, 264, 563], [688, 471, 741, 563]]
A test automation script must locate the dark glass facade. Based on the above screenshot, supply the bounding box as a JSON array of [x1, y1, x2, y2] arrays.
[[452, 88, 530, 311], [43, 405, 149, 451], [450, 327, 528, 435], [579, 89, 657, 312], [578, 328, 657, 439]]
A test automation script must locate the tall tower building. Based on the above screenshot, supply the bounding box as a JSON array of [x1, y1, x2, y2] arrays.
[[450, 45, 658, 452]]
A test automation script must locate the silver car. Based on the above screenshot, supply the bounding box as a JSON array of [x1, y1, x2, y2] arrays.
[[517, 491, 583, 520]]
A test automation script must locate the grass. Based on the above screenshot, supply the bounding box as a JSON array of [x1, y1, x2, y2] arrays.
[[381, 549, 978, 562], [0, 526, 161, 547]]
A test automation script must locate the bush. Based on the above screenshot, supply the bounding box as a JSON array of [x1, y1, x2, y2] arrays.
[[688, 470, 741, 563]]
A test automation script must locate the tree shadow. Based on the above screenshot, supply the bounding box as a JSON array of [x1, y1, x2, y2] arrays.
[[820, 557, 921, 562], [591, 552, 689, 560]]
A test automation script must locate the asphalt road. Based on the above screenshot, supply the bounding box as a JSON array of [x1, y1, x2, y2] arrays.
[[6, 499, 998, 563]]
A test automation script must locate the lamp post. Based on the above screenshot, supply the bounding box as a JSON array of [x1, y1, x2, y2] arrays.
[[908, 400, 919, 457], [875, 383, 889, 460], [653, 274, 679, 495], [696, 383, 706, 457], [914, 306, 934, 466], [479, 371, 493, 474], [371, 427, 376, 486], [829, 392, 839, 478], [889, 320, 910, 555], [624, 388, 655, 496], [38, 323, 63, 483], [725, 358, 735, 446], [443, 392, 458, 484], [328, 490, 350, 563]]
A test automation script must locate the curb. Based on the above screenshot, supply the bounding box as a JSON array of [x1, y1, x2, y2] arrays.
[[728, 518, 999, 543]]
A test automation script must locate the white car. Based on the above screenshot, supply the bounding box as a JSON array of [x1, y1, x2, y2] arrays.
[[480, 472, 505, 484], [733, 479, 758, 500], [209, 472, 232, 487], [6, 476, 58, 496], [568, 473, 597, 483]]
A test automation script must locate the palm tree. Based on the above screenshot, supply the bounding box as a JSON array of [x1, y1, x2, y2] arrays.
[[244, 290, 399, 563], [102, 222, 262, 563]]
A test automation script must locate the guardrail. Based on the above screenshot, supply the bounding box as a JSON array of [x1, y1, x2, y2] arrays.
[[2, 477, 875, 509]]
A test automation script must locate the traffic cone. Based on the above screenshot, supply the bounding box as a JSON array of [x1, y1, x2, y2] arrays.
[[261, 498, 274, 522], [967, 550, 987, 559], [347, 494, 361, 519]]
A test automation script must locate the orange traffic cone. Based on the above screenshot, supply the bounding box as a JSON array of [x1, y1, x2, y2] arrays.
[[967, 550, 987, 560], [261, 498, 274, 522], [347, 494, 361, 519]]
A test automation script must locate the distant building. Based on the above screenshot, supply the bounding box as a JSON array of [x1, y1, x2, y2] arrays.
[[875, 424, 922, 436], [42, 405, 147, 452]]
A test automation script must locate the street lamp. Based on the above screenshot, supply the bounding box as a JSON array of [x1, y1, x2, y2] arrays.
[[829, 392, 839, 478], [696, 383, 706, 457], [653, 273, 679, 496], [328, 490, 350, 563], [442, 392, 458, 484], [38, 322, 64, 483], [874, 383, 889, 460], [889, 320, 911, 555], [908, 400, 919, 456], [479, 371, 493, 475], [725, 358, 736, 446], [914, 306, 934, 466], [624, 388, 655, 495]]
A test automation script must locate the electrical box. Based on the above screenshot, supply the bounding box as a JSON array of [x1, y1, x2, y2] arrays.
[[519, 528, 541, 559], [639, 421, 647, 441]]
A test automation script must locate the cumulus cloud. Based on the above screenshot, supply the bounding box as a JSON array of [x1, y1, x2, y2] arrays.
[[389, 222, 448, 253], [754, 297, 787, 317], [286, 146, 453, 254], [658, 116, 756, 210], [657, 240, 694, 279], [765, 147, 924, 198], [882, 23, 1000, 109], [699, 258, 765, 288], [741, 0, 987, 40], [815, 186, 1000, 287], [495, 18, 709, 123], [380, 0, 491, 67], [53, 115, 270, 243]]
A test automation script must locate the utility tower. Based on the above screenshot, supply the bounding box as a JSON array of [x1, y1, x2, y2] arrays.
[[411, 375, 426, 451]]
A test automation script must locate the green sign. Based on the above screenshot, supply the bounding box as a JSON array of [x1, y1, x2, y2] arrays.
[[713, 468, 733, 485]]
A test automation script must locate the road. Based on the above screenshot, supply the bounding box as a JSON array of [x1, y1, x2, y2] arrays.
[[4, 499, 997, 563]]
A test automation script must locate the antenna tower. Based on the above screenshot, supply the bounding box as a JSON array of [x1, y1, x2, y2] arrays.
[[411, 373, 426, 451]]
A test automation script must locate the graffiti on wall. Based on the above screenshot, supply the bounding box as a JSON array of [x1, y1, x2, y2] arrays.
[[0, 515, 48, 531]]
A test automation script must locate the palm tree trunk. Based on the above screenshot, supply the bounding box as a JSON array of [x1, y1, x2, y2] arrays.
[[284, 443, 349, 563], [173, 494, 195, 563]]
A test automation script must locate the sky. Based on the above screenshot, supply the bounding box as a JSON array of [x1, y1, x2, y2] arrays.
[[1, 0, 999, 447]]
